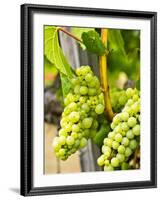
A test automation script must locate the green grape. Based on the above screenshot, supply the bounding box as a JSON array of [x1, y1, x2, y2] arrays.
[[74, 85, 80, 94], [129, 139, 138, 150], [80, 86, 88, 95], [95, 104, 105, 114], [132, 124, 140, 136], [126, 88, 134, 98], [82, 103, 90, 112], [127, 117, 137, 127], [72, 124, 80, 132], [121, 162, 130, 170], [121, 122, 129, 131], [113, 115, 120, 125], [57, 135, 66, 145], [58, 148, 66, 157], [114, 133, 122, 143], [104, 165, 114, 171], [58, 129, 67, 137], [104, 160, 110, 166], [122, 137, 130, 146], [69, 112, 80, 123], [82, 117, 93, 129], [118, 145, 126, 154], [71, 132, 78, 139], [102, 145, 111, 154], [108, 131, 115, 139], [68, 102, 77, 111], [88, 88, 97, 96], [85, 73, 93, 82], [111, 157, 119, 167], [97, 155, 105, 166], [66, 136, 75, 146], [79, 137, 88, 148], [104, 138, 113, 147], [116, 153, 125, 163], [121, 112, 129, 121], [112, 141, 119, 150], [125, 147, 132, 157], [126, 130, 134, 139]]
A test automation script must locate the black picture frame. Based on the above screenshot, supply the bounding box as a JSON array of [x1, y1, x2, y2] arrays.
[[20, 3, 157, 196]]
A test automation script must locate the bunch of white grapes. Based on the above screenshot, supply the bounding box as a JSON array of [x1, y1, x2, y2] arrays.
[[110, 88, 128, 113], [97, 88, 140, 171], [52, 66, 105, 160]]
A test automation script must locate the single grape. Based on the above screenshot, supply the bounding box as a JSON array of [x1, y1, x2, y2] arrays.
[[97, 155, 105, 166], [72, 124, 80, 132], [126, 130, 134, 139], [81, 103, 90, 113], [122, 137, 130, 146], [74, 85, 80, 94], [128, 117, 137, 127], [104, 138, 113, 147], [112, 141, 119, 150], [95, 104, 104, 114], [116, 153, 125, 163], [132, 124, 140, 136], [80, 86, 88, 95], [79, 137, 88, 148], [129, 139, 138, 150], [85, 73, 93, 82], [121, 122, 129, 131], [69, 111, 80, 123], [121, 112, 129, 121], [115, 133, 122, 143], [118, 145, 125, 154], [82, 117, 93, 129], [111, 157, 119, 167], [66, 136, 75, 146], [125, 147, 132, 157]]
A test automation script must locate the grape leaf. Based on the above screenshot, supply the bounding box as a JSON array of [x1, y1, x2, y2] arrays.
[[60, 74, 72, 98], [44, 26, 57, 63], [44, 26, 74, 78], [93, 123, 111, 147], [82, 30, 106, 55], [44, 56, 56, 70], [71, 27, 94, 50]]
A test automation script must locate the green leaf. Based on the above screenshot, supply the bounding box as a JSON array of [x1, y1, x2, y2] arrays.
[[108, 30, 126, 55], [44, 26, 74, 78], [82, 30, 106, 55], [71, 27, 94, 49], [93, 123, 111, 148], [60, 74, 72, 98], [44, 56, 57, 72], [44, 26, 57, 63]]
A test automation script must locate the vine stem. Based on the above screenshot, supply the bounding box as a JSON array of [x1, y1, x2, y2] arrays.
[[58, 27, 83, 43], [99, 29, 114, 121]]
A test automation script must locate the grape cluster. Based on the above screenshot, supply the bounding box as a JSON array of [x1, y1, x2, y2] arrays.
[[97, 88, 140, 171], [110, 88, 128, 113], [52, 66, 105, 160]]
